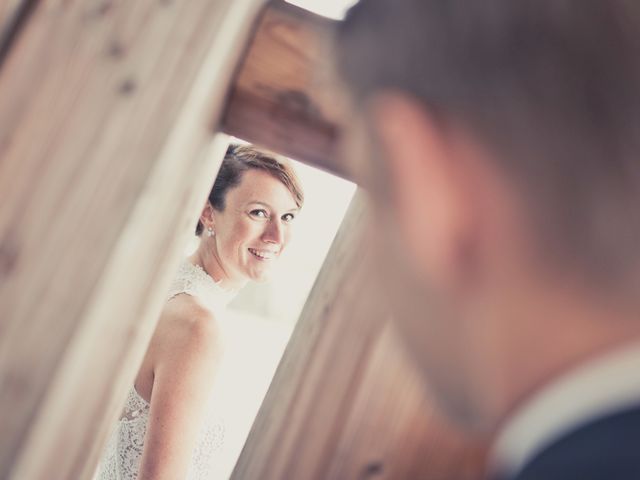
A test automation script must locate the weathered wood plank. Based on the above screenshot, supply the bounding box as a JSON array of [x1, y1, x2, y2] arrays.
[[222, 0, 349, 179], [0, 0, 264, 477]]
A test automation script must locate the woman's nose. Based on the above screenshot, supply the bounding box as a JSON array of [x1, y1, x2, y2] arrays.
[[263, 219, 284, 244]]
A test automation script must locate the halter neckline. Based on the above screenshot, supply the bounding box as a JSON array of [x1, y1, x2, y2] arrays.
[[168, 260, 239, 310]]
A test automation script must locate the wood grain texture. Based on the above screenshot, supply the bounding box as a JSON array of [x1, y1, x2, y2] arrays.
[[222, 0, 349, 179], [232, 192, 487, 479], [325, 322, 488, 480], [0, 0, 263, 477]]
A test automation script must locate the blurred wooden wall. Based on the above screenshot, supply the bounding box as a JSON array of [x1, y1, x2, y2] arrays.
[[0, 0, 264, 478], [0, 0, 486, 478]]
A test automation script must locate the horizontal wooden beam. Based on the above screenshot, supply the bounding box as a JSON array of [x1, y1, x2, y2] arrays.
[[222, 0, 349, 179]]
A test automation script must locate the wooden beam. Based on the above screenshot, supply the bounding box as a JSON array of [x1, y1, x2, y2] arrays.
[[222, 0, 348, 179], [232, 193, 486, 479], [0, 0, 264, 478]]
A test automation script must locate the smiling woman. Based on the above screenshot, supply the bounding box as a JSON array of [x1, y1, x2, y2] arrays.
[[94, 144, 305, 480]]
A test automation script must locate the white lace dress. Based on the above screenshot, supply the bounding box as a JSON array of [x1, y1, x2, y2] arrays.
[[94, 260, 238, 480]]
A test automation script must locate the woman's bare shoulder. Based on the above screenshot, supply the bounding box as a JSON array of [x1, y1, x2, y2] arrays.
[[153, 294, 221, 366], [137, 294, 223, 479]]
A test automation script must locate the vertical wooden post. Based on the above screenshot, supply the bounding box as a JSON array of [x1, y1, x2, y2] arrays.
[[0, 0, 264, 478]]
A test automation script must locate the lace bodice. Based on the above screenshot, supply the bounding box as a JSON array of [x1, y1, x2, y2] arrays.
[[166, 260, 238, 311], [94, 260, 236, 480]]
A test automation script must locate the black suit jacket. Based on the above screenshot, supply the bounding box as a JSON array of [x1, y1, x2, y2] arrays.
[[507, 406, 640, 480]]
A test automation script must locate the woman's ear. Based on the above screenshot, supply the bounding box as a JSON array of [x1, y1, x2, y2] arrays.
[[199, 201, 216, 231], [367, 92, 481, 289]]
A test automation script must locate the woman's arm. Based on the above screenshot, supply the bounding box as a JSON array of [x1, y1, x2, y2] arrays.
[[137, 300, 221, 480]]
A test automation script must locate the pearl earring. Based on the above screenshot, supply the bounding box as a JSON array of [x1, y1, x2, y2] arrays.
[[207, 227, 215, 237]]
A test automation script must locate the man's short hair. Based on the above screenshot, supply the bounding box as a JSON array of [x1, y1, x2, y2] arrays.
[[336, 0, 640, 287]]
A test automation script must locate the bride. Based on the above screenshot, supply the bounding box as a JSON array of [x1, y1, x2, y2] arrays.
[[95, 144, 304, 479]]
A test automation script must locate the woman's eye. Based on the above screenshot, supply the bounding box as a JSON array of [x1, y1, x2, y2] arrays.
[[250, 209, 268, 219], [282, 213, 295, 223]]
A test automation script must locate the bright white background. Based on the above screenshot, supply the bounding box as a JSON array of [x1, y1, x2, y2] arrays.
[[286, 0, 358, 19]]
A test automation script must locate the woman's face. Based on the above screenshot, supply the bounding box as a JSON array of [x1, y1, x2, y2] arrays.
[[209, 169, 300, 286]]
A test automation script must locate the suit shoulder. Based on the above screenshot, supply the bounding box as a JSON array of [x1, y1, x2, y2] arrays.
[[517, 407, 640, 480]]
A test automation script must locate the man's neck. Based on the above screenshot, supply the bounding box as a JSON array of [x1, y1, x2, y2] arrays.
[[482, 279, 640, 429]]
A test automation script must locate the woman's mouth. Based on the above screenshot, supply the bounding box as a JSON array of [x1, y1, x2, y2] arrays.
[[248, 248, 278, 260]]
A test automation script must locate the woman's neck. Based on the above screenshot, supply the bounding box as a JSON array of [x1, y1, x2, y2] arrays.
[[189, 243, 246, 291]]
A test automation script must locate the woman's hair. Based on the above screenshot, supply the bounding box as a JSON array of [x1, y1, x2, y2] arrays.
[[195, 144, 304, 235]]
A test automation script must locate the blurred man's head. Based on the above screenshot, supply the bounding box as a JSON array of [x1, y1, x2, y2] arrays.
[[335, 0, 640, 431]]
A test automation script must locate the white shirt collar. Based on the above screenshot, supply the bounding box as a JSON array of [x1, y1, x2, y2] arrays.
[[489, 342, 640, 478]]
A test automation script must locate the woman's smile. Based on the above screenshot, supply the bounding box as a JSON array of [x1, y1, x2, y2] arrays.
[[247, 247, 279, 261]]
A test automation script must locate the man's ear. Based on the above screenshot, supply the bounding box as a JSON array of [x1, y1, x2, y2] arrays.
[[367, 92, 480, 287]]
